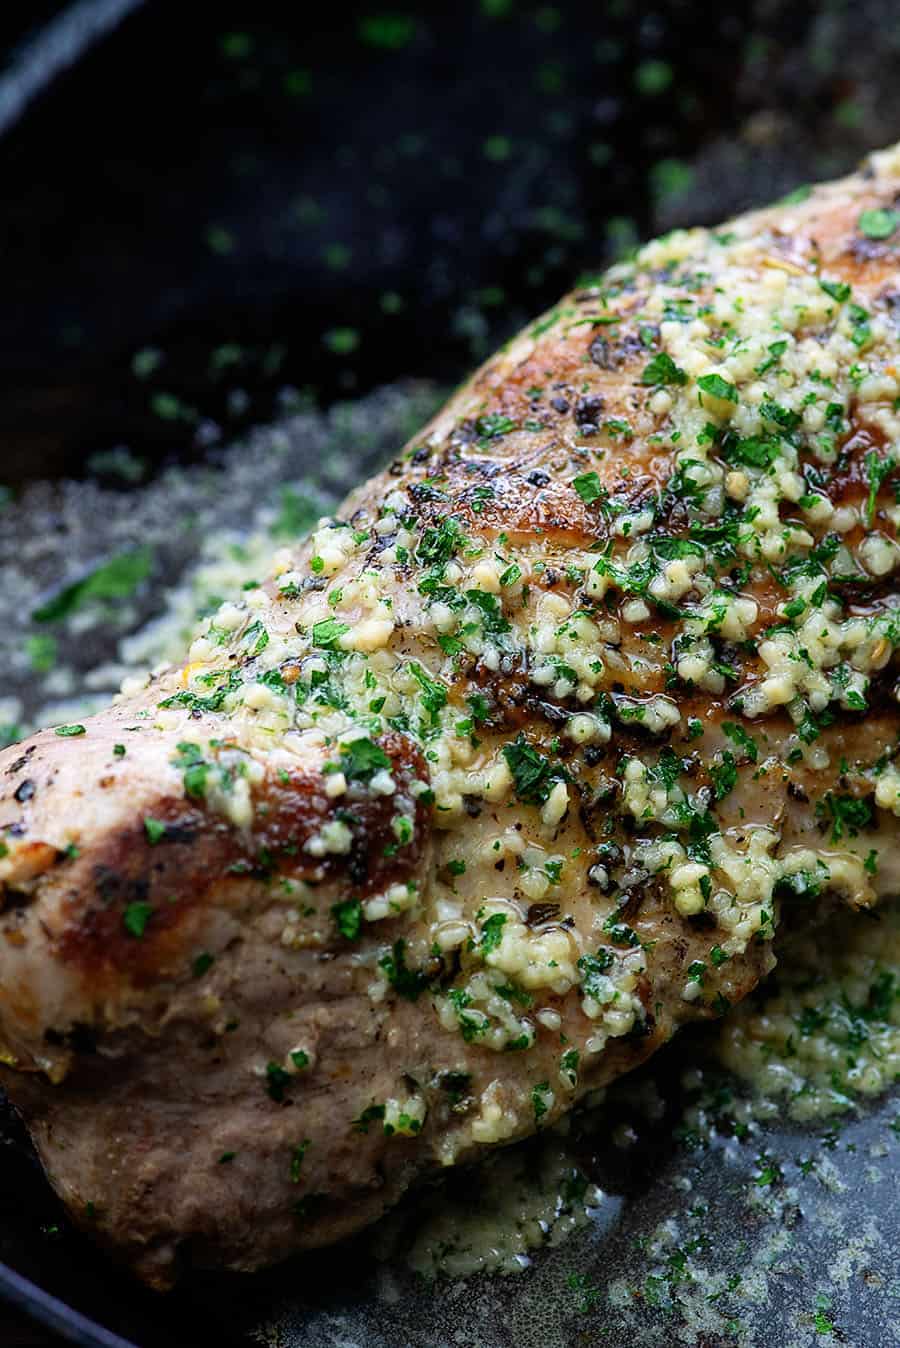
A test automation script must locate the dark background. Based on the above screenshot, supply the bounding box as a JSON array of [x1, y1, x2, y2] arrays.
[[0, 0, 894, 493], [2, 1, 900, 1344]]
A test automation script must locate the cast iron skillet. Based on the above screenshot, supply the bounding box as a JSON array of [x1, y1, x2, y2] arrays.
[[3, 2, 900, 1344]]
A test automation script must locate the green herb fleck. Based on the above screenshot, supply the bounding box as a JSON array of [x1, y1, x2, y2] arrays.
[[331, 898, 363, 941], [697, 373, 738, 402], [265, 1062, 292, 1102], [143, 817, 167, 845], [858, 207, 899, 240], [502, 734, 563, 806], [641, 352, 687, 387], [572, 471, 605, 504], [123, 901, 153, 939], [33, 547, 154, 623]]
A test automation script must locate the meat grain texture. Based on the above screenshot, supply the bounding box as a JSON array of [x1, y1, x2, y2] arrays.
[[2, 145, 900, 1288]]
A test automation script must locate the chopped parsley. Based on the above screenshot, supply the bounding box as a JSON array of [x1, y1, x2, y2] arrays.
[[641, 352, 687, 386], [172, 742, 207, 799], [143, 817, 167, 845], [502, 734, 564, 806], [858, 206, 899, 239], [475, 412, 518, 441], [572, 471, 605, 504], [578, 949, 615, 1000], [478, 912, 507, 954], [697, 373, 738, 402], [560, 1048, 579, 1087], [338, 736, 391, 782], [378, 938, 430, 1000], [352, 1104, 386, 1134], [818, 791, 873, 843], [532, 1081, 552, 1123], [265, 1062, 292, 1102], [721, 722, 758, 763], [290, 1139, 311, 1182], [123, 901, 153, 939], [864, 450, 896, 526], [242, 619, 269, 657], [331, 897, 363, 941], [710, 750, 738, 800], [416, 517, 464, 567], [819, 278, 851, 303], [311, 617, 349, 650], [32, 547, 154, 623], [158, 668, 243, 713], [409, 661, 448, 723]]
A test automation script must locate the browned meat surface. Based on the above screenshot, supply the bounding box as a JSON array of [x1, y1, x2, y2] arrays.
[[2, 144, 900, 1288]]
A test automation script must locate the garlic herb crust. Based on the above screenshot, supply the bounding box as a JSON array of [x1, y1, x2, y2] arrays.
[[155, 143, 900, 1033], [2, 143, 900, 1285]]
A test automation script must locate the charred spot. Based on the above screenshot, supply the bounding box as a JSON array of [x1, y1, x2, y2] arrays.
[[847, 234, 895, 265], [449, 419, 479, 448], [160, 820, 201, 845], [408, 481, 448, 505], [526, 901, 561, 927], [616, 885, 648, 922], [483, 677, 530, 726], [57, 736, 432, 981], [259, 732, 431, 897], [582, 745, 607, 768], [44, 1022, 97, 1055], [0, 883, 38, 914], [819, 414, 889, 505], [589, 330, 646, 370], [526, 469, 550, 487], [589, 775, 620, 806], [861, 670, 900, 714], [585, 841, 623, 886], [578, 779, 620, 839], [574, 394, 606, 430], [5, 747, 35, 777], [93, 864, 126, 905], [14, 780, 35, 804], [875, 287, 900, 325], [460, 457, 508, 481], [346, 847, 370, 887], [535, 699, 570, 727], [624, 1009, 655, 1041], [833, 574, 900, 606], [588, 334, 614, 369]]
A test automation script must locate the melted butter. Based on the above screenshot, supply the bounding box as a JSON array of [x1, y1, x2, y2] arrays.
[[714, 900, 900, 1121], [373, 1129, 611, 1279]]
